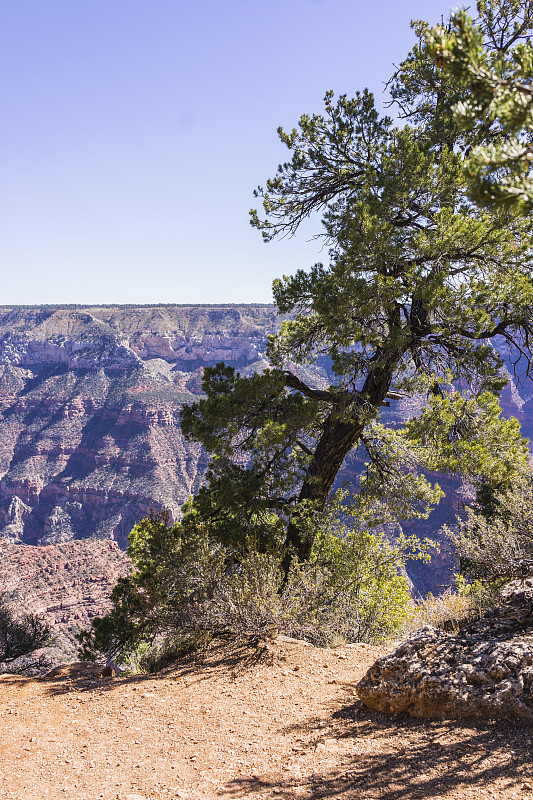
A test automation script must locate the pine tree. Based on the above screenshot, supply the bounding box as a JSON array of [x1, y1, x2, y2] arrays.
[[181, 19, 533, 563]]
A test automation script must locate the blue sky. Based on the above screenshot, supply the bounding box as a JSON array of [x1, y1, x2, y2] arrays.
[[0, 0, 454, 305]]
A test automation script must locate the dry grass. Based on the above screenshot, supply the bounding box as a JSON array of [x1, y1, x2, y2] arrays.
[[399, 585, 497, 638]]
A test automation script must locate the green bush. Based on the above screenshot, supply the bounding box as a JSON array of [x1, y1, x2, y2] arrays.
[[79, 508, 423, 668], [445, 471, 533, 585], [119, 633, 210, 674]]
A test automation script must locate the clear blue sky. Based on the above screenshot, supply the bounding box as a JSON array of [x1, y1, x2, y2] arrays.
[[0, 0, 454, 305]]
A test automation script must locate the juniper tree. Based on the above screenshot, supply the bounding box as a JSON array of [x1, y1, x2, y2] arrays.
[[181, 12, 533, 566]]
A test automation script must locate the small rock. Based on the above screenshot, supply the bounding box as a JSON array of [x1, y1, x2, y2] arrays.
[[43, 661, 103, 680], [324, 737, 339, 748], [315, 738, 339, 752]]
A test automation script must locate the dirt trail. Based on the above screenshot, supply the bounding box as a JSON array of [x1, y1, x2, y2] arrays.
[[0, 636, 531, 800]]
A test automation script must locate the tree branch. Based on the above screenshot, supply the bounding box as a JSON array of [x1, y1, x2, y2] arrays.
[[284, 371, 336, 402], [285, 371, 404, 406], [295, 439, 314, 457]]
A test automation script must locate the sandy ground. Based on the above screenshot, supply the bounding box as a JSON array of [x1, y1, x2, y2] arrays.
[[0, 636, 531, 800]]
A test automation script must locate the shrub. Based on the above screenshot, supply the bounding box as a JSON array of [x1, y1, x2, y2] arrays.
[[119, 633, 210, 674], [0, 596, 52, 670], [445, 471, 533, 585], [401, 577, 497, 637], [79, 509, 424, 668]]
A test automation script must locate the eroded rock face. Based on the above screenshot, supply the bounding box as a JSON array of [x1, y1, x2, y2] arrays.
[[0, 539, 131, 666], [0, 306, 279, 548], [357, 580, 533, 720]]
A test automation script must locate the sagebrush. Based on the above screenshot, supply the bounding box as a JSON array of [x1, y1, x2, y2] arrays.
[[79, 509, 422, 667]]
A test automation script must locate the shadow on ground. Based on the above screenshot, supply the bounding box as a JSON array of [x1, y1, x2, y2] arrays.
[[39, 636, 274, 697], [30, 640, 533, 798], [222, 698, 533, 799]]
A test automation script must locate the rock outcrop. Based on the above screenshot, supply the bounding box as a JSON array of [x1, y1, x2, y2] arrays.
[[357, 579, 533, 720], [0, 539, 130, 665]]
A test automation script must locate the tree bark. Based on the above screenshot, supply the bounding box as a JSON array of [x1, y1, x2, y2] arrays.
[[285, 415, 365, 561], [284, 352, 401, 562]]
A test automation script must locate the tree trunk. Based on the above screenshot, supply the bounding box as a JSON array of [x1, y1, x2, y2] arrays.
[[285, 415, 365, 561], [284, 353, 401, 563]]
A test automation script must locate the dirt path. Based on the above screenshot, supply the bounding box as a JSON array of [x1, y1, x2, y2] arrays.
[[0, 637, 531, 800]]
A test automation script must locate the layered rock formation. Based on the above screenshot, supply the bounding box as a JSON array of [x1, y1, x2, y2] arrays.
[[0, 305, 278, 549], [357, 579, 533, 720], [0, 539, 130, 666]]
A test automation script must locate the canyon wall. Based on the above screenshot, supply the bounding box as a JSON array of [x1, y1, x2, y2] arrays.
[[0, 305, 278, 550], [0, 539, 130, 666]]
